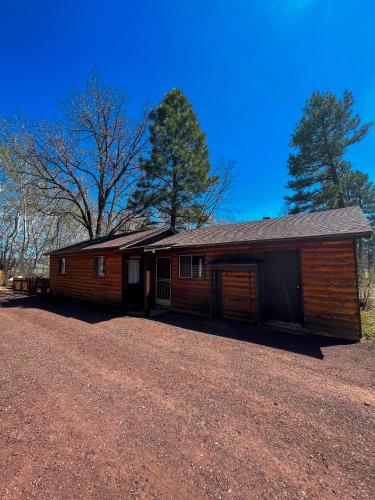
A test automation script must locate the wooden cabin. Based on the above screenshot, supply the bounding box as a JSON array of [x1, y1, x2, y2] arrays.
[[49, 207, 372, 340], [48, 227, 176, 307]]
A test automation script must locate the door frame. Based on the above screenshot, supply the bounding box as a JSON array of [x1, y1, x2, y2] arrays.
[[155, 256, 172, 307], [261, 249, 303, 325]]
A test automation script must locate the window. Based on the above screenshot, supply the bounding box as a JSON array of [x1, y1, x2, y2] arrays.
[[128, 259, 140, 284], [179, 255, 205, 279], [179, 256, 191, 278], [58, 258, 66, 275], [93, 256, 106, 277]]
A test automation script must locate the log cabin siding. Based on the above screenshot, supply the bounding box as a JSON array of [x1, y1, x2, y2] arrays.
[[300, 240, 360, 338], [157, 238, 360, 339], [221, 269, 257, 321], [50, 251, 122, 306], [49, 237, 361, 339]]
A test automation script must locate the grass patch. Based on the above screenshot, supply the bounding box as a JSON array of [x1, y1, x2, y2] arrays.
[[361, 310, 375, 341]]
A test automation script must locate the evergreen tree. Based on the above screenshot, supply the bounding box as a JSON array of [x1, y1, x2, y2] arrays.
[[341, 170, 375, 224], [285, 90, 370, 213], [341, 169, 375, 273], [130, 88, 214, 229]]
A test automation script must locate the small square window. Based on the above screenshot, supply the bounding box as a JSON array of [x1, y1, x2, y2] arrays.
[[179, 255, 205, 279], [58, 258, 66, 275], [94, 256, 106, 277]]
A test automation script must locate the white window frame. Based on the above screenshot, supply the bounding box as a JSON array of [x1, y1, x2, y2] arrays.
[[179, 255, 205, 279], [58, 257, 66, 275], [128, 258, 140, 284], [93, 256, 106, 278]]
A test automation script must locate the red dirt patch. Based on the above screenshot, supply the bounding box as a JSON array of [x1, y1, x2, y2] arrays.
[[0, 291, 374, 499]]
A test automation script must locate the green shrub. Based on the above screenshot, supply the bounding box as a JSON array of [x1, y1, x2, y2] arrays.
[[361, 310, 375, 341]]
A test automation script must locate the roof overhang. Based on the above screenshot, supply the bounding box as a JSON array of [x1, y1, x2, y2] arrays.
[[46, 227, 178, 256], [144, 230, 373, 252]]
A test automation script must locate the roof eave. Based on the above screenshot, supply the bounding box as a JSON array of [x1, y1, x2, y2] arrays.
[[144, 230, 373, 251], [47, 246, 122, 256], [46, 227, 177, 256]]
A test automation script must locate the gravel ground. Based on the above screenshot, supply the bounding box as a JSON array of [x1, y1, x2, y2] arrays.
[[0, 290, 374, 499]]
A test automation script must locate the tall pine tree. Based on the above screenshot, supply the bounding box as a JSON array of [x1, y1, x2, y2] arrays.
[[130, 88, 215, 229], [285, 90, 370, 213]]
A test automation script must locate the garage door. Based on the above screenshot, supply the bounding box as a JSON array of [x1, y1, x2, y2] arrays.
[[221, 270, 256, 321]]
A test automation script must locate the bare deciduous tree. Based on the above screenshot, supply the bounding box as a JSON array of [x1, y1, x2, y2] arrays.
[[192, 159, 235, 228], [0, 153, 86, 283], [2, 75, 149, 239]]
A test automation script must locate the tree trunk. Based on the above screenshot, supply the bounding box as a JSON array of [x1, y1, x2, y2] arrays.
[[170, 166, 178, 229], [329, 164, 345, 208], [95, 193, 105, 237], [170, 210, 176, 229]]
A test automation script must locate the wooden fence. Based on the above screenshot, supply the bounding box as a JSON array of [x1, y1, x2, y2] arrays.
[[13, 278, 50, 295]]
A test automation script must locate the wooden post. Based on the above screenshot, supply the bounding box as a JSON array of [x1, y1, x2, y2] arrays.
[[144, 252, 150, 317]]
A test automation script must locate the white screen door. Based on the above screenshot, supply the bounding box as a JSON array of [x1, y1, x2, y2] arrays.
[[156, 257, 171, 306]]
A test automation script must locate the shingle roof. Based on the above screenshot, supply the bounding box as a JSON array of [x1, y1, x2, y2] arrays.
[[49, 227, 172, 255], [146, 207, 372, 249]]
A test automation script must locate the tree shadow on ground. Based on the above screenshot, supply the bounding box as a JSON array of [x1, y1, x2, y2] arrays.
[[0, 290, 355, 360], [149, 312, 356, 360], [0, 290, 124, 324]]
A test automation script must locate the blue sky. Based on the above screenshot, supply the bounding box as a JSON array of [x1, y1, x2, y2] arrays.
[[1, 0, 375, 221]]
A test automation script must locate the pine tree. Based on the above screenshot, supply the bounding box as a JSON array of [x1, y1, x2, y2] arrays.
[[341, 169, 375, 274], [130, 88, 214, 229], [285, 90, 370, 213], [341, 170, 375, 224]]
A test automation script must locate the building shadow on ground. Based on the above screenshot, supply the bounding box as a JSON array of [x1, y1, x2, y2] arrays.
[[148, 312, 355, 360], [0, 290, 355, 360]]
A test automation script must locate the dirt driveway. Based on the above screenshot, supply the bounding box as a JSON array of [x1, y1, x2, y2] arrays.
[[0, 291, 374, 499]]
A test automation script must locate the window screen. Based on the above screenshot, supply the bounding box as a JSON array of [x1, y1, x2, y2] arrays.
[[128, 259, 140, 284], [179, 255, 205, 279], [179, 256, 192, 278], [192, 255, 205, 279], [58, 258, 66, 275], [94, 256, 106, 277]]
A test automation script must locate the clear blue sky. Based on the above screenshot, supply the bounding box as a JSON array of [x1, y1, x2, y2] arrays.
[[1, 0, 374, 221]]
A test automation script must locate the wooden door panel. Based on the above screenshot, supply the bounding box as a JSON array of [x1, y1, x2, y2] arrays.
[[263, 250, 301, 323], [221, 270, 256, 320]]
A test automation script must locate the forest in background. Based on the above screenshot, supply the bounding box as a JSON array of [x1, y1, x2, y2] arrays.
[[0, 76, 374, 308]]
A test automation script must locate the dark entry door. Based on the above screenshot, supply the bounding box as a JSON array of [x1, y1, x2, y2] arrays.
[[125, 256, 144, 309], [263, 251, 301, 324]]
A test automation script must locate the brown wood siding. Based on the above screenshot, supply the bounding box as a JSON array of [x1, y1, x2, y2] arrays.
[[158, 238, 360, 339], [49, 251, 122, 306], [155, 246, 251, 315], [300, 240, 360, 339], [170, 250, 211, 314], [221, 270, 257, 321], [49, 237, 361, 339]]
